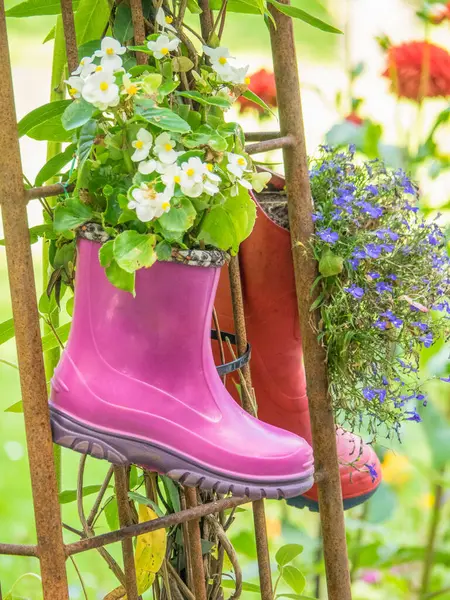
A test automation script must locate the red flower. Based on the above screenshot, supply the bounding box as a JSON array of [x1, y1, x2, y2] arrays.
[[237, 68, 277, 114], [345, 112, 364, 126], [383, 41, 450, 101]]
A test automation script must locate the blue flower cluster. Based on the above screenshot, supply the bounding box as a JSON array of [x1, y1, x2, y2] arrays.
[[309, 146, 450, 435]]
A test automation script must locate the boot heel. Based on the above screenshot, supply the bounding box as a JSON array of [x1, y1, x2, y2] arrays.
[[50, 407, 129, 466]]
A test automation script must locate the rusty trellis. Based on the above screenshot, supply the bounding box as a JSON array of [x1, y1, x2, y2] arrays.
[[0, 1, 352, 599]]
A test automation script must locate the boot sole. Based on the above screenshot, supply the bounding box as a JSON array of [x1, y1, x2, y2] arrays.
[[50, 407, 314, 501]]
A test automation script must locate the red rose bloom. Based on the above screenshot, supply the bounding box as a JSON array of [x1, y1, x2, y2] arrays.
[[237, 68, 277, 114], [345, 112, 364, 126], [383, 41, 450, 101]]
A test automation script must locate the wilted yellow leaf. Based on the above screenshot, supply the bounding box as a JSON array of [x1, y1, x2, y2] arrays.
[[134, 504, 167, 596]]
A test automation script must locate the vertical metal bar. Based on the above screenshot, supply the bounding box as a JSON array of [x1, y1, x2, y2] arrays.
[[268, 3, 352, 600], [228, 257, 274, 600], [114, 467, 139, 600], [129, 0, 147, 65], [0, 4, 69, 598], [59, 0, 78, 74], [184, 487, 207, 600]]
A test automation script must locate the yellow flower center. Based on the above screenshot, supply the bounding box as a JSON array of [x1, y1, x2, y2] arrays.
[[186, 168, 195, 177], [164, 143, 173, 152], [143, 186, 157, 200], [161, 47, 169, 55], [165, 15, 173, 24], [69, 87, 78, 96], [162, 202, 170, 210], [80, 59, 85, 65], [135, 140, 144, 149], [244, 76, 251, 85], [237, 158, 246, 166], [206, 163, 213, 172], [219, 56, 227, 65], [106, 47, 115, 55], [174, 175, 181, 183], [96, 65, 103, 72], [127, 85, 138, 96], [100, 81, 109, 91]]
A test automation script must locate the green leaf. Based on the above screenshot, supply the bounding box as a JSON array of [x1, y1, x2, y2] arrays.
[[6, 0, 80, 17], [198, 205, 237, 253], [35, 144, 76, 186], [77, 39, 101, 61], [0, 319, 15, 345], [135, 98, 191, 133], [267, 0, 342, 34], [208, 0, 263, 14], [113, 231, 157, 273], [62, 99, 95, 131], [43, 26, 56, 43], [78, 119, 97, 170], [17, 100, 71, 138], [99, 240, 115, 268], [113, 2, 134, 42], [366, 482, 396, 524], [186, 0, 202, 12], [241, 89, 274, 115], [53, 198, 93, 232], [105, 260, 135, 294], [128, 491, 165, 518], [177, 90, 231, 108], [105, 497, 119, 530], [160, 475, 181, 512], [59, 484, 105, 504], [222, 580, 261, 593], [223, 187, 256, 246], [171, 56, 195, 73], [41, 323, 71, 352], [155, 240, 172, 261], [158, 198, 196, 233], [75, 0, 112, 46], [419, 400, 450, 470], [281, 566, 306, 595], [5, 401, 23, 413], [276, 544, 304, 567], [319, 249, 344, 278]]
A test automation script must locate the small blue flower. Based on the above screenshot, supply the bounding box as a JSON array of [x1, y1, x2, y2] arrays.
[[365, 185, 379, 196], [353, 247, 367, 259], [312, 212, 323, 222], [387, 274, 398, 281], [359, 202, 384, 219], [365, 463, 378, 483], [406, 408, 422, 423], [419, 332, 433, 348], [380, 243, 395, 253], [345, 284, 365, 300], [368, 272, 380, 280], [373, 319, 388, 330], [440, 376, 450, 383], [363, 388, 377, 400], [382, 376, 389, 386], [375, 281, 393, 294], [317, 228, 339, 244], [412, 321, 428, 332], [374, 228, 399, 241], [365, 244, 383, 259], [348, 258, 360, 270]]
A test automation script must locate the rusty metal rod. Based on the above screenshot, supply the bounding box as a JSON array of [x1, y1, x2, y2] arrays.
[[184, 487, 207, 600], [66, 495, 249, 556], [245, 135, 294, 155], [129, 0, 147, 65], [114, 467, 139, 600], [245, 131, 282, 142], [0, 544, 39, 557], [268, 3, 352, 600], [25, 182, 73, 201], [0, 4, 69, 598], [59, 0, 78, 74], [228, 257, 274, 600]]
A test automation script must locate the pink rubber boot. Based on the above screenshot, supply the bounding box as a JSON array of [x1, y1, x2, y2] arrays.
[[50, 239, 314, 500]]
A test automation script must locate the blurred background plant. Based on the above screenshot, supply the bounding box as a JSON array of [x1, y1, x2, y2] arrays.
[[1, 0, 450, 599]]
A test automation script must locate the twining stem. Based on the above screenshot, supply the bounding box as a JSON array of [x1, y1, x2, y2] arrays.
[[419, 477, 445, 599]]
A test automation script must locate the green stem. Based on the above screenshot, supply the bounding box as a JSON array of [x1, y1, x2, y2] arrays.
[[44, 16, 68, 492], [419, 478, 445, 599]]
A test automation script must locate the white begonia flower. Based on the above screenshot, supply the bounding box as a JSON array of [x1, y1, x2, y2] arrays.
[[131, 128, 153, 162], [180, 157, 207, 198], [203, 163, 220, 196], [128, 184, 171, 222], [227, 153, 248, 178], [154, 132, 178, 164], [82, 71, 120, 110], [121, 74, 140, 99], [138, 159, 158, 175], [156, 7, 177, 32], [225, 64, 251, 85], [147, 34, 180, 60], [203, 45, 236, 79], [65, 76, 85, 99], [72, 56, 96, 78], [160, 163, 182, 194], [95, 37, 126, 72]]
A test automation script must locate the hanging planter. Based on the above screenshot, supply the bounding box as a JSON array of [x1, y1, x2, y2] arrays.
[[46, 32, 315, 500]]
